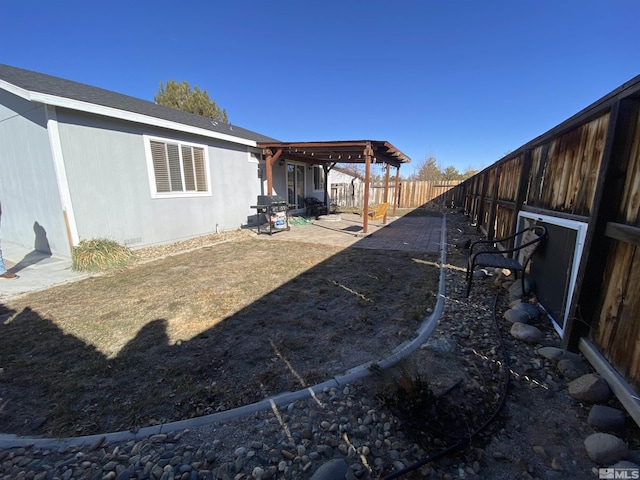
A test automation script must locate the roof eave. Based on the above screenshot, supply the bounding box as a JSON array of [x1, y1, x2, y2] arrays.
[[0, 80, 257, 148]]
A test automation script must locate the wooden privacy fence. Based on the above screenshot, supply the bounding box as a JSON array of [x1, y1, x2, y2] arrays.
[[440, 74, 640, 418], [331, 180, 461, 209]]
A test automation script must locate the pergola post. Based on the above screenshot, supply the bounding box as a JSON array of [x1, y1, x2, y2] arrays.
[[263, 148, 282, 195], [363, 143, 373, 234], [393, 166, 401, 215], [323, 163, 336, 210], [383, 163, 390, 224]]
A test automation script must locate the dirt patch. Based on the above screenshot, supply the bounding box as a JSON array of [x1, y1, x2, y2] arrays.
[[0, 231, 440, 437]]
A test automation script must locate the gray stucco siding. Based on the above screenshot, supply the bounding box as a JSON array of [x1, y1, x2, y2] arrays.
[[208, 143, 262, 231], [0, 91, 68, 255], [56, 110, 151, 246], [55, 110, 262, 248]]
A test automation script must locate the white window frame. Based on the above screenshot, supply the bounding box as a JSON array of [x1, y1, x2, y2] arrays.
[[517, 211, 588, 336], [144, 135, 211, 198]]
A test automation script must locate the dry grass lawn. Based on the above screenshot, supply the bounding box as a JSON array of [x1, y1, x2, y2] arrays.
[[0, 226, 440, 438]]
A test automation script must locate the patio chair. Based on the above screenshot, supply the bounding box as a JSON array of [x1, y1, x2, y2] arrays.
[[367, 202, 390, 221], [359, 202, 390, 221], [304, 197, 328, 218], [466, 225, 547, 297]]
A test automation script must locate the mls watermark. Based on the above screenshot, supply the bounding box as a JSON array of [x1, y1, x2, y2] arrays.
[[599, 468, 640, 479]]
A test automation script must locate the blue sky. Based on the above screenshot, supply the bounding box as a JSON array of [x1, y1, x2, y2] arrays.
[[2, 1, 638, 176]]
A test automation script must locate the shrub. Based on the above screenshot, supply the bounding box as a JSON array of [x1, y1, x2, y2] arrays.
[[72, 238, 135, 272]]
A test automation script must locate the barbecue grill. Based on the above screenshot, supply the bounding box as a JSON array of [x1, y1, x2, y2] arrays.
[[251, 195, 291, 235]]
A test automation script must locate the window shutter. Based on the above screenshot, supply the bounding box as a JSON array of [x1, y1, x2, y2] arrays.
[[182, 145, 196, 191], [167, 143, 182, 191], [148, 138, 208, 195], [194, 147, 207, 191], [150, 141, 170, 192]]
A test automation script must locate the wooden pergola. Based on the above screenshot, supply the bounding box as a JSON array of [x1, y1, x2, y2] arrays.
[[257, 140, 411, 234]]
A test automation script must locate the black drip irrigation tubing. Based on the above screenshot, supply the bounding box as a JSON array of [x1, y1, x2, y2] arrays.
[[381, 292, 510, 480]]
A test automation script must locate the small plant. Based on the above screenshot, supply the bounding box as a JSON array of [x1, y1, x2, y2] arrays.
[[72, 238, 135, 272], [371, 357, 435, 411]]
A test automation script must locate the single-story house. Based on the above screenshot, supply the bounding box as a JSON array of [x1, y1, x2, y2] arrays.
[[0, 64, 409, 257]]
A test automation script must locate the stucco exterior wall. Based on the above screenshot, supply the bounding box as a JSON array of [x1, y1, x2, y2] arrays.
[[55, 109, 263, 249], [0, 91, 69, 256]]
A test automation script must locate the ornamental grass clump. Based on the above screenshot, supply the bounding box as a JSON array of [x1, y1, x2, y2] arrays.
[[72, 238, 135, 272]]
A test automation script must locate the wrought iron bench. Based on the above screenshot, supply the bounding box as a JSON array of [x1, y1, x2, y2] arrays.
[[466, 225, 547, 297]]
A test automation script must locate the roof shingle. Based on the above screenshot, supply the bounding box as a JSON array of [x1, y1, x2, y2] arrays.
[[0, 64, 278, 143]]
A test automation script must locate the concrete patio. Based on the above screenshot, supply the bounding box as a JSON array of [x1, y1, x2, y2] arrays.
[[257, 212, 443, 254]]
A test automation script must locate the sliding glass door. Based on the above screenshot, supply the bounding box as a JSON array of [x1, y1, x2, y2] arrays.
[[287, 163, 305, 210]]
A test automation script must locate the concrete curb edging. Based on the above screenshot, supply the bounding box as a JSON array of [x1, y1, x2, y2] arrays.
[[0, 215, 448, 451]]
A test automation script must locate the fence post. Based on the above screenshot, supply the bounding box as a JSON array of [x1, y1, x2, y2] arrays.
[[383, 163, 390, 223], [511, 150, 532, 234], [393, 167, 400, 214], [564, 99, 637, 350], [529, 143, 549, 210], [487, 166, 500, 239]]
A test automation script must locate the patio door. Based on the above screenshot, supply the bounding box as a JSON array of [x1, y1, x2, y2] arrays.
[[287, 163, 305, 210]]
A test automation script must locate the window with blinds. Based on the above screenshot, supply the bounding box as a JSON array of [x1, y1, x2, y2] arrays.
[[148, 138, 208, 195]]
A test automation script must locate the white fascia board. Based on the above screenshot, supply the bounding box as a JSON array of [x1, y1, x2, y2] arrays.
[[0, 81, 257, 148], [0, 79, 31, 100], [31, 92, 257, 147]]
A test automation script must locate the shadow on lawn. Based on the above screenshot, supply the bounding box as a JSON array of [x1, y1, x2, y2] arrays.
[[0, 302, 282, 436]]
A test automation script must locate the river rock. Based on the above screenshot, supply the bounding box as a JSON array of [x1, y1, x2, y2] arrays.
[[611, 460, 640, 470], [511, 302, 541, 319], [504, 309, 531, 324], [588, 405, 627, 432], [537, 346, 582, 362], [508, 278, 535, 298], [557, 358, 590, 379], [567, 374, 610, 403], [510, 322, 542, 343], [309, 458, 353, 480], [584, 433, 628, 465], [508, 281, 524, 298], [473, 268, 491, 278], [421, 337, 457, 353]]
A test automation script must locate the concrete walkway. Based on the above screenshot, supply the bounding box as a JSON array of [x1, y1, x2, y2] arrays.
[[0, 241, 88, 302]]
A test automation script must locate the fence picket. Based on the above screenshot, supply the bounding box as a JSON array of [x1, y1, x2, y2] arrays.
[[331, 180, 461, 209]]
